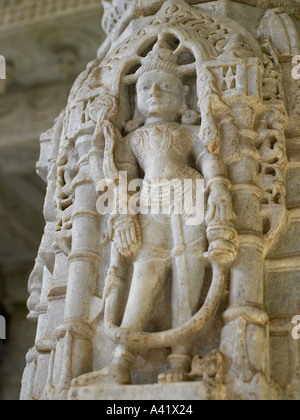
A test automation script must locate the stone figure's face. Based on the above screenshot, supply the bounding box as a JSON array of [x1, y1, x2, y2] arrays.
[[136, 71, 183, 121]]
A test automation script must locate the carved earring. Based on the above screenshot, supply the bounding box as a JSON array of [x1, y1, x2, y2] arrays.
[[182, 108, 201, 125], [181, 85, 201, 125], [123, 110, 145, 133]]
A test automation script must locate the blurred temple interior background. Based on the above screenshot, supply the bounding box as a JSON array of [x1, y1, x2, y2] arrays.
[[0, 0, 105, 400]]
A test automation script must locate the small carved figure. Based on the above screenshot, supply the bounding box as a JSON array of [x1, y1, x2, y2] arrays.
[[189, 350, 225, 384]]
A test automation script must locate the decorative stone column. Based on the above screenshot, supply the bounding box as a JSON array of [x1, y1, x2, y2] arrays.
[[21, 0, 300, 401], [53, 108, 102, 397]]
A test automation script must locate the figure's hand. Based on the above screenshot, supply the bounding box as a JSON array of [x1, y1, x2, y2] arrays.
[[206, 183, 235, 224], [109, 214, 142, 258]]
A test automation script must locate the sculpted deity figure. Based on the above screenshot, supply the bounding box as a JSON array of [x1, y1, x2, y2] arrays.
[[76, 45, 235, 386]]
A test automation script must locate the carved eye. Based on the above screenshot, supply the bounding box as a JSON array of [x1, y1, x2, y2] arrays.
[[142, 85, 150, 91], [162, 83, 170, 90]]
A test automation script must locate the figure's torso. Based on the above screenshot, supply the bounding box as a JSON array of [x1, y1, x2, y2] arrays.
[[130, 123, 194, 181]]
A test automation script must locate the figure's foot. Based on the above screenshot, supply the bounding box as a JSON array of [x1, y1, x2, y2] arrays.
[[158, 368, 190, 384], [158, 353, 192, 384], [72, 363, 131, 387]]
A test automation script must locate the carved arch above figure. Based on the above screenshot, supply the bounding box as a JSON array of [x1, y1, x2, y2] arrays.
[[83, 0, 263, 127]]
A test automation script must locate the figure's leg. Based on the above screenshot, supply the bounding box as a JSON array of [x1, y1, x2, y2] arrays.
[[159, 219, 206, 384], [73, 258, 169, 386], [101, 258, 169, 384], [158, 255, 206, 383], [121, 259, 169, 330]]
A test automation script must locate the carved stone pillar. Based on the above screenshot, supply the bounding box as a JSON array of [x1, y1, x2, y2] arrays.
[[220, 102, 270, 398], [21, 0, 300, 401], [53, 113, 101, 397]]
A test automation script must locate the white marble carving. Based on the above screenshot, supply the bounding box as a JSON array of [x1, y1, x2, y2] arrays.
[[21, 0, 300, 401]]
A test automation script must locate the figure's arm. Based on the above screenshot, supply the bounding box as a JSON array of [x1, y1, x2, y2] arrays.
[[108, 133, 142, 258], [190, 126, 234, 225], [89, 127, 104, 188], [199, 149, 235, 224], [89, 118, 120, 187]]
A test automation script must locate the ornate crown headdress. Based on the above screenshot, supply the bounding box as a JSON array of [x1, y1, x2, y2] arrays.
[[136, 42, 179, 78]]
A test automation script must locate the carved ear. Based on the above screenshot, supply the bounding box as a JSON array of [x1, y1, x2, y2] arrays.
[[182, 84, 190, 106], [183, 85, 190, 96], [180, 85, 189, 112]]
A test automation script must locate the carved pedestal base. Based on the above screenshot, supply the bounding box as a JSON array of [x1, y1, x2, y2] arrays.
[[44, 378, 279, 401], [68, 382, 227, 401], [226, 374, 279, 401]]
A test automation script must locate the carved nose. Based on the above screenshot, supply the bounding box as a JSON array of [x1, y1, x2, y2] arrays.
[[150, 84, 162, 97]]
